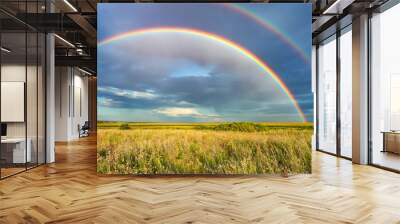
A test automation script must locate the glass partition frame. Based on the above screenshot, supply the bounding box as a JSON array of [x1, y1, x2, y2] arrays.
[[316, 24, 353, 160], [0, 1, 47, 180], [369, 2, 400, 172]]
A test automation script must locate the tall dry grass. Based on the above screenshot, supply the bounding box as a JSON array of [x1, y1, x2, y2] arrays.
[[97, 128, 312, 175]]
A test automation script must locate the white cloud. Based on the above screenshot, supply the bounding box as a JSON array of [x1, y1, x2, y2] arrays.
[[176, 100, 193, 106], [98, 86, 158, 100], [153, 107, 218, 118], [98, 97, 116, 107]]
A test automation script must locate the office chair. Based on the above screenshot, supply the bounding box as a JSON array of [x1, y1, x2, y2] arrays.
[[79, 121, 90, 138]]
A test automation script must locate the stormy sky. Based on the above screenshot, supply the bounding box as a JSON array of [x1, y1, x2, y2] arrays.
[[98, 3, 312, 122]]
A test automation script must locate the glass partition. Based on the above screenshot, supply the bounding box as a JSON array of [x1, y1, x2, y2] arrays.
[[0, 1, 46, 179], [339, 27, 352, 158], [370, 3, 400, 171], [317, 35, 337, 154], [27, 31, 38, 169], [1, 30, 28, 177]]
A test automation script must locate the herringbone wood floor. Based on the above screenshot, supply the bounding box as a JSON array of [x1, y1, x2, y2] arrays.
[[1, 135, 400, 224]]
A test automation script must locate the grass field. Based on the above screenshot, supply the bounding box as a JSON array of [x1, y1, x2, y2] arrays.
[[97, 122, 312, 175]]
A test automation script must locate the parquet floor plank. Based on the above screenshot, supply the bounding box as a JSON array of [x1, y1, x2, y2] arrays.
[[0, 135, 399, 223]]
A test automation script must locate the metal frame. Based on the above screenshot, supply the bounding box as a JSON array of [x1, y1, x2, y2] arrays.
[[315, 32, 338, 156], [25, 2, 28, 172], [0, 21, 2, 179], [316, 44, 320, 151], [336, 27, 341, 157], [367, 10, 373, 166], [367, 0, 400, 172], [315, 23, 353, 162]]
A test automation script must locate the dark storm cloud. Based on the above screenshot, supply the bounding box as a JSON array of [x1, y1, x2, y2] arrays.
[[97, 4, 312, 122], [97, 33, 301, 121]]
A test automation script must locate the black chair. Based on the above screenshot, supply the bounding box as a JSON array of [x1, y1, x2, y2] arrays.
[[79, 121, 90, 138]]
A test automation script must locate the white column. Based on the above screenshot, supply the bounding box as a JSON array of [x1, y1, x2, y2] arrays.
[[55, 67, 73, 141], [46, 33, 55, 163], [352, 14, 369, 164], [45, 1, 56, 163]]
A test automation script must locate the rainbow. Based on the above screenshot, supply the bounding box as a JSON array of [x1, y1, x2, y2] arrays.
[[221, 3, 309, 63], [98, 27, 306, 122]]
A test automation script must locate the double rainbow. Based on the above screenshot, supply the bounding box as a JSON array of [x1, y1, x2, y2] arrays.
[[221, 3, 310, 63], [98, 27, 307, 122]]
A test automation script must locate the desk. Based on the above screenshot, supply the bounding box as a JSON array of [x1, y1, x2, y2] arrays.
[[382, 131, 400, 154], [1, 138, 31, 163]]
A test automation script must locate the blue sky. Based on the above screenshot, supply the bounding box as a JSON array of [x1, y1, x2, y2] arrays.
[[98, 3, 312, 122]]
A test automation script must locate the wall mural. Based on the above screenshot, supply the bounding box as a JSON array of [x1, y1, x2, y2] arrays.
[[97, 3, 312, 175]]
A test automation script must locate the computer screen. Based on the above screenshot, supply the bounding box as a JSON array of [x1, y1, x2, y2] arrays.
[[1, 123, 7, 137]]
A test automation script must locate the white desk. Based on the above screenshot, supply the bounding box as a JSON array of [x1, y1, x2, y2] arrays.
[[1, 138, 31, 163]]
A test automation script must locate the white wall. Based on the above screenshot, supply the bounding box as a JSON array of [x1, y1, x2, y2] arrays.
[[1, 65, 26, 139], [55, 67, 89, 141], [1, 65, 41, 137], [55, 67, 69, 141], [71, 73, 89, 138], [1, 63, 46, 164]]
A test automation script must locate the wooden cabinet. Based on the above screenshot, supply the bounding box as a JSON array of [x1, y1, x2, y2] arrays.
[[382, 132, 400, 154]]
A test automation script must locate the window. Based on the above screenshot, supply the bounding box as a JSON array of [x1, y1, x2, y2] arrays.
[[339, 27, 352, 158], [370, 3, 400, 171], [317, 35, 337, 154]]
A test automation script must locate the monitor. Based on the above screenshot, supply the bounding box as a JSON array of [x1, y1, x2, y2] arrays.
[[1, 123, 7, 137]]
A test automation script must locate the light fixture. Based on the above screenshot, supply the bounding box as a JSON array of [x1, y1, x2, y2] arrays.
[[322, 0, 342, 14], [1, 47, 11, 53], [78, 67, 93, 76], [322, 0, 354, 15], [76, 48, 86, 56], [63, 0, 78, 12], [54, 34, 75, 48]]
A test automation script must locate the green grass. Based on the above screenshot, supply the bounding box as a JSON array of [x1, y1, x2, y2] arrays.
[[97, 122, 312, 175], [98, 121, 313, 130]]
